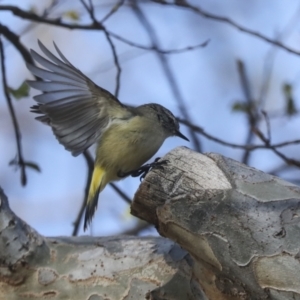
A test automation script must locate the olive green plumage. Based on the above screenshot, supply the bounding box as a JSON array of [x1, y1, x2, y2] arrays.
[[27, 40, 188, 230]]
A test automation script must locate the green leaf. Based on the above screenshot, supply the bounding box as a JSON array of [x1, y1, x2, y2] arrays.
[[8, 81, 29, 100], [283, 83, 297, 116], [232, 101, 249, 113], [64, 10, 80, 21]]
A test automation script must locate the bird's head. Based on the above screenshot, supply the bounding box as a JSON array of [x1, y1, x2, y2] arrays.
[[141, 103, 189, 141]]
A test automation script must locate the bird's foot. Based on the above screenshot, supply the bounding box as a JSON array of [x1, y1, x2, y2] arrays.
[[117, 158, 169, 181], [131, 158, 169, 181]]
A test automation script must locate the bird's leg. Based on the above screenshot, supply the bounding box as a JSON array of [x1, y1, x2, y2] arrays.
[[130, 158, 169, 181], [117, 158, 169, 181]]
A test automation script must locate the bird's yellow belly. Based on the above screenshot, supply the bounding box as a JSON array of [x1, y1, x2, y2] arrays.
[[96, 117, 165, 181]]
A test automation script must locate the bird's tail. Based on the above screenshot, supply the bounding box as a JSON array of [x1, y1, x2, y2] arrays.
[[84, 165, 107, 231]]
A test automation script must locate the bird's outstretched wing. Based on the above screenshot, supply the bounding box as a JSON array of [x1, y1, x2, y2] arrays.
[[27, 40, 132, 156]]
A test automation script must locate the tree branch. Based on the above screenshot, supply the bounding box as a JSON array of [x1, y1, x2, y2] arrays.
[[0, 37, 27, 185], [0, 23, 34, 66], [178, 118, 300, 151], [0, 186, 196, 299], [103, 28, 122, 97], [153, 0, 300, 56], [132, 146, 300, 299], [131, 1, 202, 152], [237, 60, 258, 164]]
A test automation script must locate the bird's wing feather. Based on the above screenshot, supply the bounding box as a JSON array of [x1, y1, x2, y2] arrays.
[[27, 40, 132, 156]]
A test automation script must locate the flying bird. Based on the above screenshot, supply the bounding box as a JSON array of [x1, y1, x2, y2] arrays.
[[27, 40, 189, 230]]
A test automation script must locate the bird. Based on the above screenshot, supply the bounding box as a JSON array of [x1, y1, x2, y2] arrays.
[[26, 40, 189, 230]]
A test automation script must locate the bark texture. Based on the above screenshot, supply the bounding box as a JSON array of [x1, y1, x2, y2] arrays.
[[0, 188, 202, 300], [132, 147, 300, 300]]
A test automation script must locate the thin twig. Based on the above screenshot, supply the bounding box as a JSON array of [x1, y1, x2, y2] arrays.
[[2, 3, 300, 57], [100, 0, 125, 23], [152, 0, 300, 57], [258, 3, 300, 109], [79, 0, 97, 23], [253, 127, 300, 168], [109, 30, 209, 54], [182, 111, 300, 167], [110, 183, 131, 204], [0, 5, 208, 56], [178, 118, 300, 150], [87, 0, 96, 20], [0, 36, 27, 185], [131, 1, 202, 152], [72, 150, 93, 236], [103, 29, 121, 97], [79, 0, 122, 98], [237, 60, 258, 164], [0, 5, 104, 30], [181, 115, 300, 168], [0, 23, 34, 66], [261, 110, 271, 143], [42, 0, 60, 17]]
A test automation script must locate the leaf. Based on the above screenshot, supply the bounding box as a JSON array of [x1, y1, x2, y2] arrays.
[[8, 81, 29, 100], [283, 83, 297, 116], [64, 10, 80, 21], [24, 162, 41, 173], [232, 101, 250, 113], [9, 158, 41, 173]]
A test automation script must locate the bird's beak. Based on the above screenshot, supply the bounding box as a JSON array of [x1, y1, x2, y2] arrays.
[[175, 130, 189, 141]]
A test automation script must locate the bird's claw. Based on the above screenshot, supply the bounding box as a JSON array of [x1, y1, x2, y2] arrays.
[[117, 158, 169, 181], [131, 158, 169, 181]]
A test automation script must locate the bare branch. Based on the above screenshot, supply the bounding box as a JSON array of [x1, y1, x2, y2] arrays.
[[2, 2, 300, 56], [237, 60, 258, 164], [100, 0, 125, 23], [72, 150, 93, 236], [0, 23, 34, 66], [79, 0, 97, 23], [42, 0, 60, 17], [258, 4, 300, 110], [0, 5, 104, 30], [178, 118, 300, 150], [103, 29, 122, 97], [253, 126, 300, 168], [79, 1, 122, 97], [0, 5, 209, 56], [0, 37, 27, 185], [131, 1, 202, 152], [261, 110, 271, 143], [152, 0, 300, 56], [110, 182, 131, 205], [109, 30, 209, 54]]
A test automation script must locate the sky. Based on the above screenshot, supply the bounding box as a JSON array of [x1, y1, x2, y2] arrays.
[[1, 0, 300, 236]]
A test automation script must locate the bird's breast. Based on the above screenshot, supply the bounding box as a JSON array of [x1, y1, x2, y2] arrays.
[[96, 116, 166, 179]]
